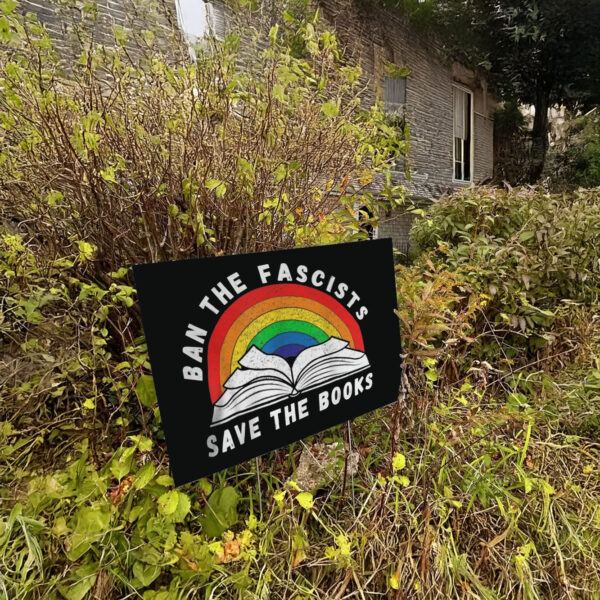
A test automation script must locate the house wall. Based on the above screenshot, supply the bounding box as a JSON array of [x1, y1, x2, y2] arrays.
[[317, 1, 495, 251], [18, 0, 495, 252], [18, 0, 179, 62], [318, 0, 495, 197]]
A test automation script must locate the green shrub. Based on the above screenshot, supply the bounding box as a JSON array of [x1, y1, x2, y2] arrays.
[[0, 3, 406, 278], [564, 136, 600, 188], [0, 0, 407, 467], [493, 100, 526, 140], [411, 186, 600, 357], [558, 109, 600, 187], [0, 3, 409, 597]]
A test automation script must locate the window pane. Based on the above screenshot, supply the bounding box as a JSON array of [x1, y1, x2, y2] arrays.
[[176, 0, 208, 39], [463, 93, 471, 180], [454, 137, 462, 161], [455, 161, 462, 180], [384, 76, 406, 112], [176, 1, 226, 43], [453, 88, 466, 139], [453, 86, 472, 181], [463, 138, 471, 181]]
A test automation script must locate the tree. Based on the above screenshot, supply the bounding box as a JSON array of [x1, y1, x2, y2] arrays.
[[382, 0, 600, 181]]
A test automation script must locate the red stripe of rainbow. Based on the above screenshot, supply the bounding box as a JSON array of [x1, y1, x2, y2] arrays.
[[207, 283, 364, 403]]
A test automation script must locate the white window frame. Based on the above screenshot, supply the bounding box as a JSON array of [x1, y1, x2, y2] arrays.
[[452, 84, 474, 183]]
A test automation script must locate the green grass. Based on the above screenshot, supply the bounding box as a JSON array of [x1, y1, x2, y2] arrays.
[[1, 321, 599, 598]]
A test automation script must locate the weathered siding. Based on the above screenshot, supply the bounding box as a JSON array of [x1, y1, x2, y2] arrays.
[[19, 0, 179, 62], [318, 0, 495, 250], [376, 212, 415, 257]]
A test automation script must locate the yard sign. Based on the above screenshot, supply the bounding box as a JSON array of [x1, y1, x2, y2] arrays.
[[133, 239, 402, 486]]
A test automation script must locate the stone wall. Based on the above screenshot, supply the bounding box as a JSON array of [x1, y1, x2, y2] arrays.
[[18, 0, 495, 251], [318, 1, 495, 201], [19, 0, 180, 62], [376, 211, 415, 259], [318, 1, 495, 251]]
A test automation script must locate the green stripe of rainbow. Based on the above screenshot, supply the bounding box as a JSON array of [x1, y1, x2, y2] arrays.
[[249, 319, 329, 350]]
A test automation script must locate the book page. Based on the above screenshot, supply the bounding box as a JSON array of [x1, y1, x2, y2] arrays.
[[239, 346, 293, 382], [212, 378, 293, 425], [291, 337, 349, 382], [295, 347, 370, 391], [224, 367, 292, 390]]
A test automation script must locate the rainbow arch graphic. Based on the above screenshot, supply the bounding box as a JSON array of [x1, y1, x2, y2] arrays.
[[207, 283, 364, 403]]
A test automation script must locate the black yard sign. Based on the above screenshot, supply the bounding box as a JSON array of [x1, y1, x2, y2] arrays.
[[133, 239, 402, 486]]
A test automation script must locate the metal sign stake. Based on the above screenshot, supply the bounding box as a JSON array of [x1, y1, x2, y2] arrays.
[[347, 420, 356, 512], [255, 456, 263, 520]]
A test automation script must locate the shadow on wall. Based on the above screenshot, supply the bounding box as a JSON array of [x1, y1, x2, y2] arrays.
[[378, 211, 416, 264], [393, 241, 413, 265]]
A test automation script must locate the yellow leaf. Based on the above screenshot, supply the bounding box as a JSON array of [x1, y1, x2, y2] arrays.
[[82, 398, 95, 410], [296, 492, 314, 510], [335, 534, 351, 557], [392, 452, 406, 471], [292, 548, 307, 567], [245, 514, 258, 531], [77, 240, 96, 262]]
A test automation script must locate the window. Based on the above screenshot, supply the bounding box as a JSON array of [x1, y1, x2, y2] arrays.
[[175, 0, 226, 46], [383, 76, 407, 113], [357, 205, 376, 240], [206, 2, 226, 40], [453, 85, 473, 182]]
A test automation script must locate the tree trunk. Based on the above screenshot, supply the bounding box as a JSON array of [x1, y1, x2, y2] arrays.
[[529, 89, 550, 182]]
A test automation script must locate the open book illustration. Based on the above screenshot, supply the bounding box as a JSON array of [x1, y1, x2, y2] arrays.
[[211, 337, 370, 425]]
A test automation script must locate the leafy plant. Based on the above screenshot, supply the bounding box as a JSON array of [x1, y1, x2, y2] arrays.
[[1, 1, 599, 599], [411, 186, 600, 360], [0, 1, 407, 279], [557, 108, 600, 188], [199, 486, 240, 538]]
